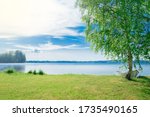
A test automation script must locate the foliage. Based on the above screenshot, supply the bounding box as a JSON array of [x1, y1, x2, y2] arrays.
[[0, 50, 26, 63], [28, 70, 45, 75], [38, 70, 45, 75], [33, 70, 37, 75], [76, 0, 150, 79], [28, 70, 33, 74], [4, 68, 16, 74]]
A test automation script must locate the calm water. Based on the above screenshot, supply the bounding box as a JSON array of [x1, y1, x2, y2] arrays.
[[0, 63, 149, 75]]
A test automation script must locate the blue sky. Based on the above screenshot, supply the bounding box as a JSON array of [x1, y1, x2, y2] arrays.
[[0, 0, 106, 61]]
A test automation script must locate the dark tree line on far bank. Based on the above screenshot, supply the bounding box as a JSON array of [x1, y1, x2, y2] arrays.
[[0, 50, 26, 63]]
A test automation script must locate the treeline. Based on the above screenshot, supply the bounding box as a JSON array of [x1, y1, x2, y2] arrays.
[[0, 50, 26, 63]]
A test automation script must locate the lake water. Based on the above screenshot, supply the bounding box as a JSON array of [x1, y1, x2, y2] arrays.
[[0, 63, 149, 75]]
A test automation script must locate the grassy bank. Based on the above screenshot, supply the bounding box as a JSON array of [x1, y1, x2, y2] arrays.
[[0, 72, 150, 100]]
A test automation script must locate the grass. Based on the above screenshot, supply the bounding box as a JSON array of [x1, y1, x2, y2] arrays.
[[0, 72, 150, 100]]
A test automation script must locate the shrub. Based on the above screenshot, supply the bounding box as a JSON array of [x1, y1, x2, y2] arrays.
[[5, 68, 15, 74], [33, 70, 37, 75], [28, 70, 32, 74], [38, 70, 44, 75]]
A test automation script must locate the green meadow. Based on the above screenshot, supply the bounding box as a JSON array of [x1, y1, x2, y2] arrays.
[[0, 72, 150, 100]]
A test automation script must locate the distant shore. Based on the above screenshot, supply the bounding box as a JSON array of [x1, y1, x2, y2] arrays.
[[0, 60, 149, 64], [26, 60, 150, 64]]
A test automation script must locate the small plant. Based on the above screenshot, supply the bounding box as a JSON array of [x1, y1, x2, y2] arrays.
[[27, 70, 45, 75], [5, 68, 15, 74], [33, 70, 37, 75], [38, 70, 44, 75], [28, 70, 33, 74]]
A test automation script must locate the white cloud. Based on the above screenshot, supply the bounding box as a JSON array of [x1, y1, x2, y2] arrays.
[[15, 42, 78, 51], [0, 0, 82, 40]]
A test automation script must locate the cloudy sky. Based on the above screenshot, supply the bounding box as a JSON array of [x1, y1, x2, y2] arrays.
[[0, 0, 106, 61]]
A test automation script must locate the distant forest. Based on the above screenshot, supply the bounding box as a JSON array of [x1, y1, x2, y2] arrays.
[[0, 50, 26, 63]]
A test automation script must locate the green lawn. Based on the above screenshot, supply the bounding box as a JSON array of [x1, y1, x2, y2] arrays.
[[0, 72, 150, 100]]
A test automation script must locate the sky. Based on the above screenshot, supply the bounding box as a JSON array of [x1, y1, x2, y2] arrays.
[[0, 0, 107, 61]]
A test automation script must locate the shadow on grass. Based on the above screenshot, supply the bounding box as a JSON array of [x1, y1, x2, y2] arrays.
[[139, 76, 150, 84], [131, 76, 150, 98], [131, 76, 150, 84]]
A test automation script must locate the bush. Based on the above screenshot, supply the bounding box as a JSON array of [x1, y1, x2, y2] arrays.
[[38, 70, 44, 75], [33, 70, 37, 75], [27, 70, 45, 75], [28, 70, 32, 74], [5, 68, 15, 74]]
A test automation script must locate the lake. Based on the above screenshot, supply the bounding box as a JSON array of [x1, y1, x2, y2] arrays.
[[0, 63, 149, 75]]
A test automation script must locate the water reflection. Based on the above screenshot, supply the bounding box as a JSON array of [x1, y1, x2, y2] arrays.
[[0, 64, 25, 72]]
